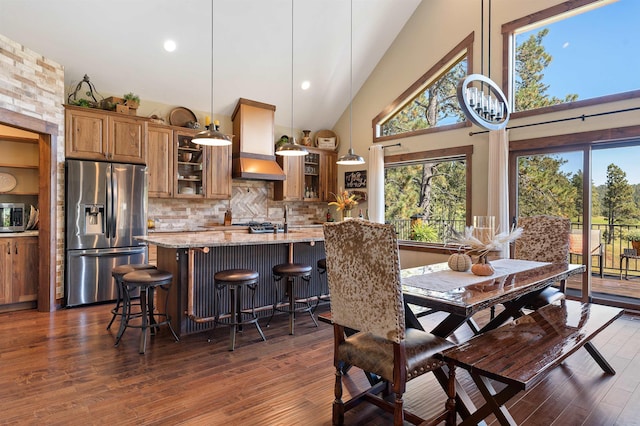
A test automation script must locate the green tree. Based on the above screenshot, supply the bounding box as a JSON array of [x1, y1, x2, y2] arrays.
[[517, 155, 577, 218], [381, 58, 467, 136], [570, 170, 600, 222], [603, 164, 636, 243], [515, 29, 578, 111]]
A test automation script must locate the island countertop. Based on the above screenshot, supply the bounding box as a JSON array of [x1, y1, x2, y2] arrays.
[[135, 228, 325, 249]]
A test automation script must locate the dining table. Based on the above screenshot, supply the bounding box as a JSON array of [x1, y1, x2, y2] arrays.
[[398, 258, 611, 423], [400, 258, 585, 338]]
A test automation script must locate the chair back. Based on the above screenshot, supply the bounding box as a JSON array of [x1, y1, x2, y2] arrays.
[[514, 215, 570, 264], [323, 219, 405, 343]]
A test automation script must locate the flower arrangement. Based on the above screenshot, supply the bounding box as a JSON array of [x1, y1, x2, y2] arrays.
[[448, 226, 523, 258], [328, 189, 359, 211]]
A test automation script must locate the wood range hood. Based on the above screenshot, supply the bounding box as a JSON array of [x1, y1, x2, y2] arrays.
[[231, 98, 285, 181]]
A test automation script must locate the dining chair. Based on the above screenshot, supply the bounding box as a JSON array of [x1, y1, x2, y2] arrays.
[[323, 219, 456, 426], [513, 215, 571, 309]]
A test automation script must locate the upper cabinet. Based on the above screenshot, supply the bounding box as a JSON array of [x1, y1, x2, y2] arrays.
[[147, 124, 174, 198], [305, 147, 337, 202], [274, 147, 336, 202], [147, 126, 232, 200], [65, 105, 147, 164], [274, 156, 304, 201]]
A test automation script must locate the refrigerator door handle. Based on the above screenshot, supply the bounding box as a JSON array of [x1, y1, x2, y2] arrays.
[[105, 164, 113, 239], [111, 169, 118, 239]]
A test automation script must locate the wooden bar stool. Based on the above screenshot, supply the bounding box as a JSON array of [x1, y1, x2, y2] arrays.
[[212, 269, 266, 351], [267, 262, 318, 335], [116, 269, 179, 354], [107, 263, 156, 331]]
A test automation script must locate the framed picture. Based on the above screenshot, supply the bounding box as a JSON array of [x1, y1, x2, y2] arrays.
[[345, 170, 367, 189]]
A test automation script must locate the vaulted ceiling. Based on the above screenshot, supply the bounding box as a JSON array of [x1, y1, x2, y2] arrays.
[[0, 0, 421, 131]]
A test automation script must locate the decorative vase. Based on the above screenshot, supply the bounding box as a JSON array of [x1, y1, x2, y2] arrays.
[[301, 130, 312, 146], [632, 241, 640, 252], [342, 208, 353, 221], [471, 254, 495, 276]]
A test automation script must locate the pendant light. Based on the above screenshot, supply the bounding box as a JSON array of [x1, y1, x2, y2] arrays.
[[456, 0, 510, 131], [337, 0, 365, 165], [276, 0, 308, 157], [193, 0, 233, 146]]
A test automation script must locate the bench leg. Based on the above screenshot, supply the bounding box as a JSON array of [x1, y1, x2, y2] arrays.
[[458, 373, 520, 426], [584, 341, 616, 374]]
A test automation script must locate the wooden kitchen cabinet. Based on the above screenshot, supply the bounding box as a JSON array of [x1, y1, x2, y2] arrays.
[[147, 126, 232, 200], [274, 155, 304, 201], [206, 145, 232, 199], [304, 147, 337, 202], [175, 130, 206, 198], [0, 236, 38, 305], [147, 124, 174, 198], [65, 105, 147, 164]]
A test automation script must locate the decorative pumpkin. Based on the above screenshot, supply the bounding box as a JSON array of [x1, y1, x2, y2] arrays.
[[471, 255, 495, 276], [448, 253, 472, 272]]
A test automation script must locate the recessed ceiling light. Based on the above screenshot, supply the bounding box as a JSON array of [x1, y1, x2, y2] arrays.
[[301, 80, 311, 90], [164, 40, 177, 52]]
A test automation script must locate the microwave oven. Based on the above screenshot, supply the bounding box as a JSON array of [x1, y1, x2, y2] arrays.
[[0, 203, 25, 233]]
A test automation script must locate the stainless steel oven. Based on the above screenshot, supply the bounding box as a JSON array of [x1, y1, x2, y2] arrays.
[[0, 203, 25, 233]]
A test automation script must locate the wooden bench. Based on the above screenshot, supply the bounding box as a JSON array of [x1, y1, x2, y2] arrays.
[[569, 229, 604, 277], [441, 300, 623, 426]]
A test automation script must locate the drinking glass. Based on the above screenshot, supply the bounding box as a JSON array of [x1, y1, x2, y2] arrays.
[[473, 216, 495, 245]]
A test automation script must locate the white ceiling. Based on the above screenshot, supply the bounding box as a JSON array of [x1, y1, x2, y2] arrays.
[[0, 0, 421, 132]]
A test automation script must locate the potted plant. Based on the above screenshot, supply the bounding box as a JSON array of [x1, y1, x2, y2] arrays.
[[123, 92, 140, 109], [626, 229, 640, 251]]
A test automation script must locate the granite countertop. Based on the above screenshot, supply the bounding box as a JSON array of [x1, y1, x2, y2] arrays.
[[0, 230, 39, 238], [136, 228, 325, 249]]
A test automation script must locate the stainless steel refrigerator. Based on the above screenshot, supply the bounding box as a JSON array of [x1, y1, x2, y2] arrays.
[[65, 160, 148, 307]]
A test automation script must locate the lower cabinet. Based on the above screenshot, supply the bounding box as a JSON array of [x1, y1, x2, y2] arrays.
[[0, 236, 38, 305]]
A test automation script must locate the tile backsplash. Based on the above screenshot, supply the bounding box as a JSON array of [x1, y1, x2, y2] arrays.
[[148, 179, 328, 230]]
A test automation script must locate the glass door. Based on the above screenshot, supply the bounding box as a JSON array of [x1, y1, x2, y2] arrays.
[[591, 144, 640, 301], [513, 149, 587, 299]]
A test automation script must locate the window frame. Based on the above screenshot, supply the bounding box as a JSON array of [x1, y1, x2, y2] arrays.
[[501, 0, 640, 119], [372, 33, 475, 143], [384, 145, 473, 251]]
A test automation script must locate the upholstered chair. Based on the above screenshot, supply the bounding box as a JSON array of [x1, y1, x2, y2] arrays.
[[514, 215, 571, 307], [323, 219, 456, 426]]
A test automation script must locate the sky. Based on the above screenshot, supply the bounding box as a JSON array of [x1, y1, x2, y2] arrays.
[[517, 0, 640, 185]]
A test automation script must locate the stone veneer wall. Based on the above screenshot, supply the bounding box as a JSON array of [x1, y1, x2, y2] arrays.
[[0, 34, 65, 300], [149, 179, 327, 230]]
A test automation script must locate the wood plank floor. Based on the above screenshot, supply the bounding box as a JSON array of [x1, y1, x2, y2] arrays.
[[1, 303, 639, 425]]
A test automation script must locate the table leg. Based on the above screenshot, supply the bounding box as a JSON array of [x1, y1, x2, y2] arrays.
[[584, 341, 616, 374]]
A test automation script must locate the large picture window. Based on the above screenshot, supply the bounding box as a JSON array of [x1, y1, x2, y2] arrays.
[[384, 146, 472, 244], [373, 34, 474, 142], [505, 0, 640, 116]]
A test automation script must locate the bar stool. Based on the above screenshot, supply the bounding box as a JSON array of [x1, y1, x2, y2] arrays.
[[116, 269, 179, 354], [107, 263, 156, 331], [267, 262, 318, 334], [212, 269, 266, 351]]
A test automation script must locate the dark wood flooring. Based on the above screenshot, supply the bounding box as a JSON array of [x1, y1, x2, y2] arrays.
[[1, 302, 639, 425]]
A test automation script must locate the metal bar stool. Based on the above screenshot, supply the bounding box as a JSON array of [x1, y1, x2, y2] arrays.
[[266, 262, 318, 335], [116, 269, 179, 354], [212, 269, 266, 351], [107, 263, 156, 331]]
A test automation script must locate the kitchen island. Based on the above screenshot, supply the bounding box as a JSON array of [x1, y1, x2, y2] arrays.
[[136, 228, 325, 336]]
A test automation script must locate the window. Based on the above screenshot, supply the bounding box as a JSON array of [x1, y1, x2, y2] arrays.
[[373, 33, 474, 142], [384, 146, 472, 244], [505, 0, 640, 115]]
